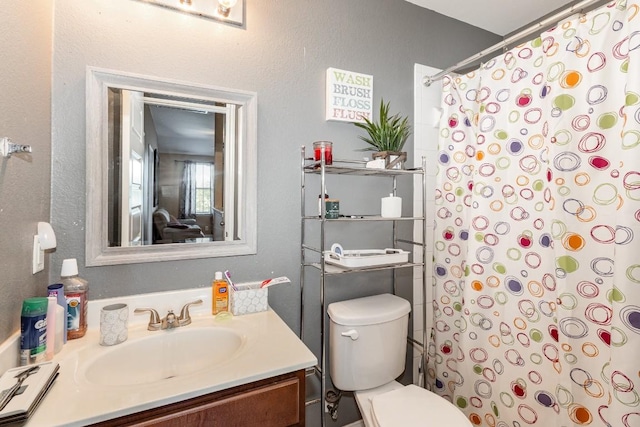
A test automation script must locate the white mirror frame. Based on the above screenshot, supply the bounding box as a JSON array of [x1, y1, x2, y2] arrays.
[[86, 67, 257, 266]]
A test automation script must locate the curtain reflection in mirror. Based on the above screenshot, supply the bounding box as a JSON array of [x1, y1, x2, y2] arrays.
[[179, 160, 197, 219]]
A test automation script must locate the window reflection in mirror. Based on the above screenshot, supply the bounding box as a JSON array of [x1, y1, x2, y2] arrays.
[[86, 68, 257, 266]]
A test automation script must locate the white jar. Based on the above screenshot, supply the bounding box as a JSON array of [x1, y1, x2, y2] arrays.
[[381, 194, 402, 218]]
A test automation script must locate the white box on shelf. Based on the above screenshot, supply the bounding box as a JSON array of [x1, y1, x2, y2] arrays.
[[324, 248, 410, 269], [230, 282, 268, 316]]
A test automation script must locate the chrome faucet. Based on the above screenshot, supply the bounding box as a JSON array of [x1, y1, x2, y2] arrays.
[[178, 299, 203, 326], [162, 310, 179, 329], [134, 308, 162, 331], [135, 299, 203, 331]]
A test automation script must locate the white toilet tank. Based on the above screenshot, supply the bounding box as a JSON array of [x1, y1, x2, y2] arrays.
[[328, 293, 411, 391]]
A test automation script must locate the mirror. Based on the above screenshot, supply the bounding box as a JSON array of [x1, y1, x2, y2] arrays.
[[86, 67, 257, 265]]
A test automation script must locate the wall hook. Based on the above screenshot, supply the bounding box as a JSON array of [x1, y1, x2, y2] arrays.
[[0, 137, 32, 158]]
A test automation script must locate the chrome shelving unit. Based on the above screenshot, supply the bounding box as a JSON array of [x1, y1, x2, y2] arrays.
[[299, 146, 427, 426]]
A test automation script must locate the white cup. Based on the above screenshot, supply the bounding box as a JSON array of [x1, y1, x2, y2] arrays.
[[100, 303, 129, 346]]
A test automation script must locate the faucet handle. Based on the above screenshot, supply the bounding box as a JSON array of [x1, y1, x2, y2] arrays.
[[134, 308, 162, 331], [178, 299, 204, 326]]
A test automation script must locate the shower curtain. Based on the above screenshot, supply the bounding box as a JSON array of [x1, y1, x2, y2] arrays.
[[430, 1, 640, 426]]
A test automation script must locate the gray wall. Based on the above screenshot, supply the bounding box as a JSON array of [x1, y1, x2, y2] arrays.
[[0, 2, 53, 343], [0, 0, 501, 423], [48, 3, 499, 423], [50, 0, 499, 332]]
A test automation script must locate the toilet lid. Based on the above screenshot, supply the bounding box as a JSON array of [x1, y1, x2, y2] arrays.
[[371, 385, 472, 427]]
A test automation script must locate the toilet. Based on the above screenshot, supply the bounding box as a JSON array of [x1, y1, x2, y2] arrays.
[[328, 293, 472, 427]]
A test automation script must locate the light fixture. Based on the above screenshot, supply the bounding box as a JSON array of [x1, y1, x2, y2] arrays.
[[177, 0, 192, 11], [132, 0, 244, 27], [33, 222, 57, 274], [217, 0, 238, 17]]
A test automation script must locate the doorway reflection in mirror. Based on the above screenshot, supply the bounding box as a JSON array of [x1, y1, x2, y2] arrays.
[[107, 90, 232, 247], [86, 68, 257, 265]]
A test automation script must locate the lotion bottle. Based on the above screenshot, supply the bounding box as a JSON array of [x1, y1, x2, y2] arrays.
[[45, 296, 56, 360], [47, 283, 67, 343], [212, 271, 229, 315], [318, 186, 329, 217]]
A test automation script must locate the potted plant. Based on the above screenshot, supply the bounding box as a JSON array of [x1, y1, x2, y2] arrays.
[[354, 99, 411, 169]]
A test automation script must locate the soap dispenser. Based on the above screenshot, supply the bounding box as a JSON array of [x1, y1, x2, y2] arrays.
[[381, 193, 402, 218], [212, 271, 229, 315]]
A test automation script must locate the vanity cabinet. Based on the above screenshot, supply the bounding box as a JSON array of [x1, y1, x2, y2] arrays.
[[300, 147, 427, 425], [91, 370, 305, 427]]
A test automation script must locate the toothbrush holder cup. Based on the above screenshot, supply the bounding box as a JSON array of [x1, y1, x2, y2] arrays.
[[99, 303, 129, 346], [230, 283, 268, 316]]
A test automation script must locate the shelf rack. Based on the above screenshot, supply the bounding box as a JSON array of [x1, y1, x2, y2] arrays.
[[299, 146, 427, 426]]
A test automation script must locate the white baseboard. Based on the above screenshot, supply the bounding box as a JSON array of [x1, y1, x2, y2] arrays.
[[342, 421, 364, 427]]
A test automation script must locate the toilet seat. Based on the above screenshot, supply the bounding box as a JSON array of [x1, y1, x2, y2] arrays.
[[355, 382, 404, 427], [370, 385, 473, 427]]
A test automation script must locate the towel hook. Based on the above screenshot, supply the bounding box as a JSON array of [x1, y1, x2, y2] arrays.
[[1, 137, 32, 158]]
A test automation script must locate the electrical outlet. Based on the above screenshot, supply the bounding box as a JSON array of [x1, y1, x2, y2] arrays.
[[32, 235, 44, 274]]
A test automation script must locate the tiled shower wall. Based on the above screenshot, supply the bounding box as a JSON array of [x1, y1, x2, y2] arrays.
[[412, 64, 442, 383]]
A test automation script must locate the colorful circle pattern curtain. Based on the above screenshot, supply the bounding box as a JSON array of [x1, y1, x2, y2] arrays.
[[431, 1, 640, 425]]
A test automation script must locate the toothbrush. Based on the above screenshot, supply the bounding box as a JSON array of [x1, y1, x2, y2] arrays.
[[260, 276, 291, 289], [224, 270, 238, 291]]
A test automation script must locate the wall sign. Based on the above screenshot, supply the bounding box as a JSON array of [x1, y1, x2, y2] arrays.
[[325, 68, 373, 123]]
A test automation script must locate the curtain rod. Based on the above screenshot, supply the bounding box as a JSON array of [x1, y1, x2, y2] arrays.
[[423, 0, 609, 86]]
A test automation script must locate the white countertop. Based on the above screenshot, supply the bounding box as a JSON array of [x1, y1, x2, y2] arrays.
[[14, 295, 316, 426]]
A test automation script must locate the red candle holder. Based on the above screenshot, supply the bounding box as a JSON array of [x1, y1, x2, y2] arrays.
[[313, 141, 333, 165]]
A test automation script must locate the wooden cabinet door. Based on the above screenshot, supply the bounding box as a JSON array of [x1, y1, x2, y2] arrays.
[[92, 370, 305, 427]]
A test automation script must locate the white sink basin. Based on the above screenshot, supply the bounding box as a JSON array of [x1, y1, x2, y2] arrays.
[[80, 327, 245, 386]]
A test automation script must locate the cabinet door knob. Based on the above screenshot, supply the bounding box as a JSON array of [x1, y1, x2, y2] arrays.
[[341, 329, 359, 340]]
